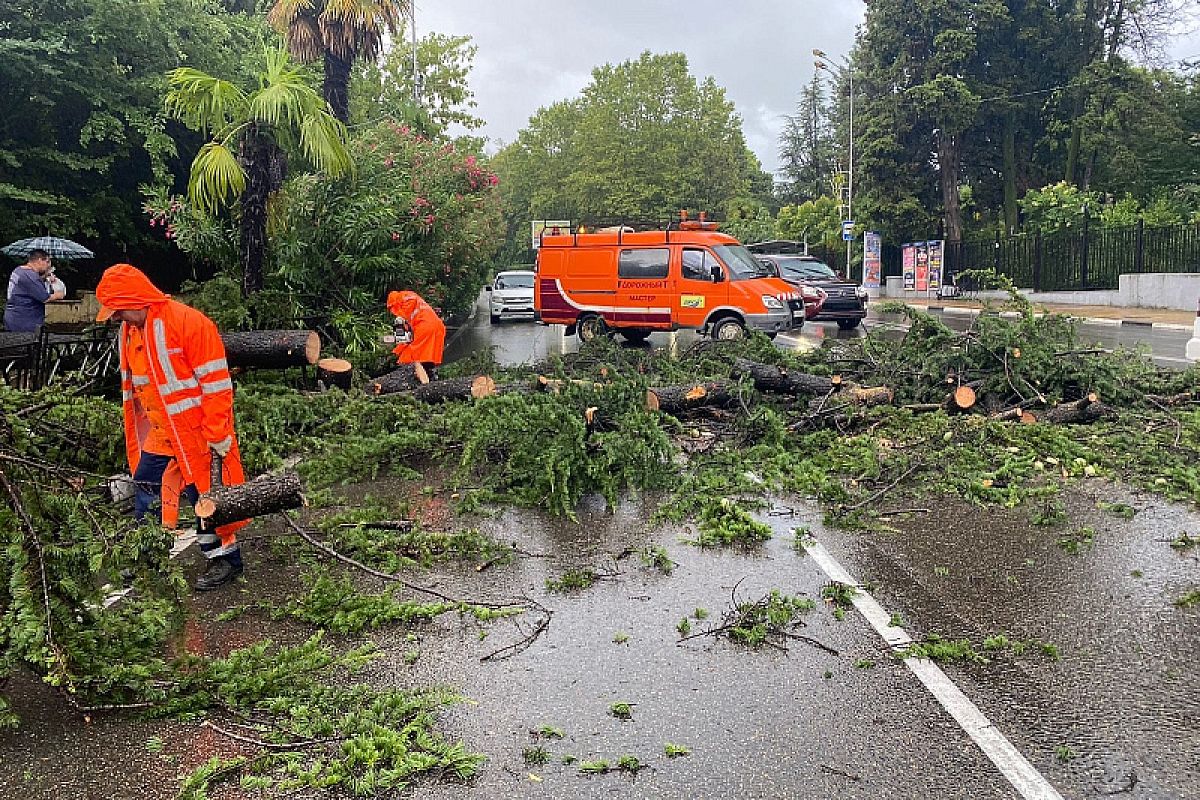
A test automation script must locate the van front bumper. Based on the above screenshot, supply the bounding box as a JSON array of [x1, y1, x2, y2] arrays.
[[746, 309, 803, 334]]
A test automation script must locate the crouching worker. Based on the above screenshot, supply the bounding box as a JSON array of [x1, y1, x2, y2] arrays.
[[96, 263, 248, 591], [387, 290, 446, 378]]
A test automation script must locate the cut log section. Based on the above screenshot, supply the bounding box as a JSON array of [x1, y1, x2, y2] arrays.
[[1036, 393, 1113, 424], [411, 375, 496, 403], [730, 358, 839, 395], [221, 330, 320, 369], [369, 363, 429, 395], [649, 382, 735, 415], [990, 407, 1038, 424], [316, 358, 353, 391], [944, 384, 978, 412], [195, 470, 304, 529]]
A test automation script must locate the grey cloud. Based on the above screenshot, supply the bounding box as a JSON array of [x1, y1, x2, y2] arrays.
[[411, 1, 863, 174]]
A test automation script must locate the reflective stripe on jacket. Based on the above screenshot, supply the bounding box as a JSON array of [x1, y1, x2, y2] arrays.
[[118, 299, 247, 539]]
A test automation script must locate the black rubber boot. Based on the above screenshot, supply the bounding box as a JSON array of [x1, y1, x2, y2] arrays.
[[194, 557, 244, 591]]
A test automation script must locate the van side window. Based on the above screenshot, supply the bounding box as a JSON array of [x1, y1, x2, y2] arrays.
[[682, 248, 711, 281], [618, 248, 669, 279]]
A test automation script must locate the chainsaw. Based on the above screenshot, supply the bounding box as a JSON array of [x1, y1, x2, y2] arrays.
[[383, 315, 413, 345]]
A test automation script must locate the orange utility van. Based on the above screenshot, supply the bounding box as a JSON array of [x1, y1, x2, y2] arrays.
[[535, 226, 804, 342]]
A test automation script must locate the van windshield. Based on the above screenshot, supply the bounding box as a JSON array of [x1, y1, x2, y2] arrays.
[[714, 245, 774, 281]]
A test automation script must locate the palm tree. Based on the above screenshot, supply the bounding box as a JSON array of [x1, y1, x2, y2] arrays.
[[165, 45, 351, 295], [268, 0, 409, 123]]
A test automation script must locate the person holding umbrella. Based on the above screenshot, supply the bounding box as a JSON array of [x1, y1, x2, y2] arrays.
[[4, 249, 65, 332]]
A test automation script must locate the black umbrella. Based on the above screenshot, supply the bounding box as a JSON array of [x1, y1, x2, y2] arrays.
[[2, 236, 94, 261]]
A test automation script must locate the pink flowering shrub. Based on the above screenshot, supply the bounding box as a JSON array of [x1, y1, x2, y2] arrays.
[[274, 122, 502, 328]]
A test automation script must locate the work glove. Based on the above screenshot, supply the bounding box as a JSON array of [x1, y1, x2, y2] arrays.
[[208, 438, 232, 458]]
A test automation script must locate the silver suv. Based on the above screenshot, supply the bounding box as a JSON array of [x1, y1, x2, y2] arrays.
[[487, 270, 535, 324]]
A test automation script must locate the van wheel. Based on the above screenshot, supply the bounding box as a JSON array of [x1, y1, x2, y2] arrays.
[[620, 328, 651, 343], [710, 317, 747, 341], [577, 314, 609, 343], [837, 318, 861, 330], [490, 314, 500, 324]]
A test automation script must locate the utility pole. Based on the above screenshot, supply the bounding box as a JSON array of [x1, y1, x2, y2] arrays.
[[410, 5, 420, 104], [814, 49, 855, 282]]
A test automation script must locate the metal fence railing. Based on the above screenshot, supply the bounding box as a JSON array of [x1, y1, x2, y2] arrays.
[[879, 220, 1200, 292]]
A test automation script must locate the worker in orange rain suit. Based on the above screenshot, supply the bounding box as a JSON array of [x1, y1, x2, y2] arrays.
[[95, 263, 248, 591], [387, 290, 446, 377]]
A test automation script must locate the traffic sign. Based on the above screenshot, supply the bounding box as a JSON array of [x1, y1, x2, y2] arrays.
[[841, 220, 855, 241]]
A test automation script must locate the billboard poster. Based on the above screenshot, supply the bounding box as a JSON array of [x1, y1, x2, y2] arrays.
[[863, 231, 882, 289], [902, 244, 916, 290], [531, 220, 571, 249], [928, 239, 944, 291], [915, 241, 930, 292]]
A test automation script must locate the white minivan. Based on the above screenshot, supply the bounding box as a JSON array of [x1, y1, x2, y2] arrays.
[[487, 269, 536, 324]]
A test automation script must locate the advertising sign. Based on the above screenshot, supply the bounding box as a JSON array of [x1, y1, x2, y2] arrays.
[[863, 231, 882, 289], [902, 243, 916, 290], [531, 220, 571, 249], [928, 239, 944, 291], [915, 241, 930, 292]]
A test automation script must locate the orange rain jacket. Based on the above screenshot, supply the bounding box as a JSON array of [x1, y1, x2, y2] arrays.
[[387, 290, 446, 365], [97, 264, 248, 550]]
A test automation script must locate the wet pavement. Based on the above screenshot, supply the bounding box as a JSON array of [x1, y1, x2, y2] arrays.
[[0, 480, 1196, 799], [2, 296, 1197, 799], [446, 293, 1196, 369]]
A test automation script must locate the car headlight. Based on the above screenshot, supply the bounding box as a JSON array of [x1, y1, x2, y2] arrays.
[[855, 287, 868, 299], [762, 295, 784, 310]]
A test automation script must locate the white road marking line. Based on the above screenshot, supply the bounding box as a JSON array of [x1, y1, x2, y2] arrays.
[[804, 538, 1065, 800]]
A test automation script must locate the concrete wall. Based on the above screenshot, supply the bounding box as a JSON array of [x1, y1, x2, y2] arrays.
[[878, 273, 1200, 310], [1118, 273, 1200, 311], [45, 290, 100, 326]]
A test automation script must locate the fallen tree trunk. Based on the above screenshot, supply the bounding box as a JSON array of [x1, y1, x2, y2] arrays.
[[1145, 389, 1200, 407], [195, 470, 304, 529], [990, 406, 1038, 424], [536, 376, 608, 393], [369, 363, 429, 395], [411, 375, 496, 403], [649, 382, 735, 415], [1037, 393, 1113, 424], [809, 383, 894, 413], [730, 358, 839, 395], [220, 330, 320, 369], [943, 382, 981, 413], [316, 358, 353, 391]]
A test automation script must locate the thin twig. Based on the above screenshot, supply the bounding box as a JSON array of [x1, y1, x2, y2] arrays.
[[844, 463, 920, 513], [202, 719, 342, 751]]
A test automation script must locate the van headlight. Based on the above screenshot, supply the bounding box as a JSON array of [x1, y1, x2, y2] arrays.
[[856, 287, 869, 299], [762, 295, 784, 310]]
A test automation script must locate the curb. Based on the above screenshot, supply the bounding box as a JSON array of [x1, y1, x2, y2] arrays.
[[917, 304, 1193, 332]]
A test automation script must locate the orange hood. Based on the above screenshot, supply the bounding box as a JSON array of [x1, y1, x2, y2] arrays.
[[387, 290, 425, 318], [96, 263, 169, 320]]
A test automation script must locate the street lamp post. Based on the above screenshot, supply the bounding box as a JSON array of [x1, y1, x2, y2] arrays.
[[813, 50, 854, 282]]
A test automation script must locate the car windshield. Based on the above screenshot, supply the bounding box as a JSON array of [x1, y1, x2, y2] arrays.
[[713, 245, 772, 281], [775, 257, 838, 280], [495, 273, 534, 290]]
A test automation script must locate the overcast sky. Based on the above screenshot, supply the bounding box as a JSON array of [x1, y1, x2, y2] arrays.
[[411, 1, 1200, 178]]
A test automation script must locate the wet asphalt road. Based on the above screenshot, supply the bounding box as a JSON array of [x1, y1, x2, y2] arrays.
[[447, 293, 1196, 370], [1, 295, 1196, 799]]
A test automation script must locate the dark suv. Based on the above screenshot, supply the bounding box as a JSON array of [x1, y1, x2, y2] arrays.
[[751, 252, 868, 329]]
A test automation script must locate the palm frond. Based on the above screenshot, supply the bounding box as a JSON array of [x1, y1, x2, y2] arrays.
[[320, 0, 407, 60], [165, 68, 248, 133], [187, 142, 246, 213], [298, 113, 352, 177]]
